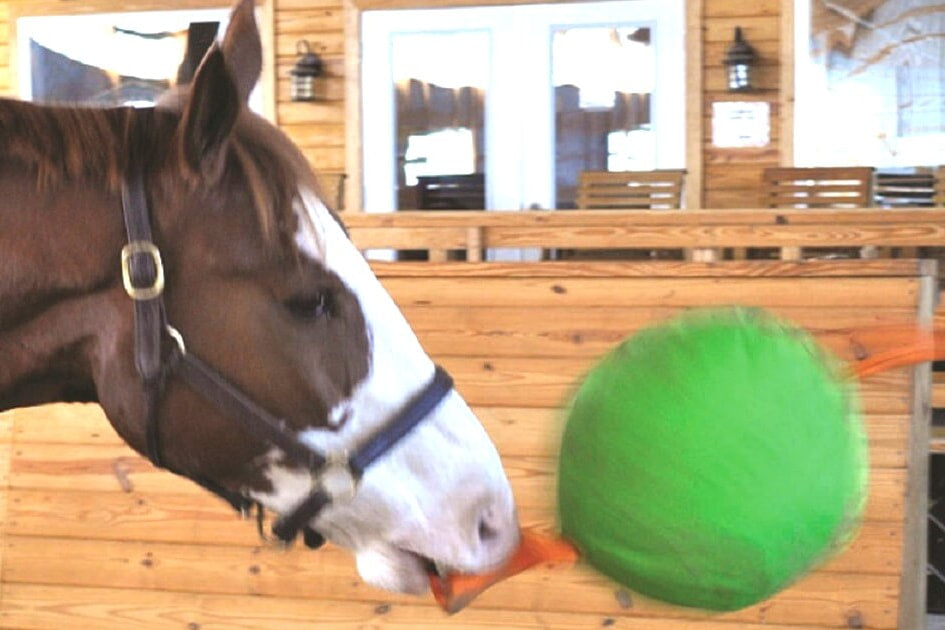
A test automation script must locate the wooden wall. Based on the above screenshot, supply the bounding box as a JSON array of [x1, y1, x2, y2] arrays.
[[701, 0, 783, 208], [0, 4, 10, 97], [273, 0, 346, 181]]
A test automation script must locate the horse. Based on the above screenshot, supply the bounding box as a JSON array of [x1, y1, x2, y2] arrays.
[[0, 0, 518, 595]]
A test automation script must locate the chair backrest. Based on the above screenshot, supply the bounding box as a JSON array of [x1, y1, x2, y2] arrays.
[[761, 167, 874, 208], [935, 166, 945, 207], [416, 173, 485, 210], [874, 170, 936, 207], [576, 170, 685, 210]]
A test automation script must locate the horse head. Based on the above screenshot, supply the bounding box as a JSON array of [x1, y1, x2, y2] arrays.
[[0, 0, 517, 594]]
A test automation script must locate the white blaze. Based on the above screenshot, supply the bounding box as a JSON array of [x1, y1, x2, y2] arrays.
[[250, 188, 517, 594]]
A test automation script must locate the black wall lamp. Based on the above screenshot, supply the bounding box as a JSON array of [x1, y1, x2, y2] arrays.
[[290, 40, 324, 102], [724, 27, 757, 92]]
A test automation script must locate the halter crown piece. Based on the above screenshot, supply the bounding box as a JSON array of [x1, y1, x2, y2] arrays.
[[119, 168, 454, 548]]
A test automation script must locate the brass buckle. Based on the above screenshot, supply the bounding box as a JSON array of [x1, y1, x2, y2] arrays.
[[121, 241, 165, 300]]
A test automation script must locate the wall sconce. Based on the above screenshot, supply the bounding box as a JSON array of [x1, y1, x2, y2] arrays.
[[724, 27, 757, 92], [290, 40, 324, 102]]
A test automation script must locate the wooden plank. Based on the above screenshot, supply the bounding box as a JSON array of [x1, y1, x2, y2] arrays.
[[276, 0, 342, 9], [896, 271, 935, 628], [935, 371, 945, 408], [1, 486, 904, 563], [685, 0, 704, 209], [0, 535, 902, 627], [401, 304, 925, 364], [277, 101, 344, 125], [275, 8, 344, 33], [8, 403, 120, 445], [481, 223, 945, 249], [278, 122, 345, 147], [704, 0, 780, 18], [3, 444, 910, 524], [704, 17, 779, 42], [370, 260, 927, 279], [0, 407, 12, 613], [0, 583, 870, 630], [344, 207, 945, 228], [381, 277, 919, 308], [276, 31, 344, 57], [5, 401, 910, 468], [779, 0, 794, 167], [705, 164, 767, 190], [351, 215, 945, 249], [437, 356, 913, 412], [300, 145, 346, 171], [705, 145, 781, 165], [343, 0, 363, 212], [353, 226, 471, 249]]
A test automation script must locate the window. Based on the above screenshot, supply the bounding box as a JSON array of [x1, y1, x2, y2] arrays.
[[361, 0, 684, 214]]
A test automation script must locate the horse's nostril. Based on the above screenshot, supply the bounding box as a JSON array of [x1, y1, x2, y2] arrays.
[[478, 518, 499, 542]]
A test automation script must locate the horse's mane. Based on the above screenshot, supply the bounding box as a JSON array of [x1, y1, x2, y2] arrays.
[[0, 97, 318, 251]]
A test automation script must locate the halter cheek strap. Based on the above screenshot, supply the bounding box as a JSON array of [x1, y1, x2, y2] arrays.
[[119, 169, 454, 547]]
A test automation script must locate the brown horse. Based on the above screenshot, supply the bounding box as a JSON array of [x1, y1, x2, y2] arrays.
[[0, 0, 517, 594]]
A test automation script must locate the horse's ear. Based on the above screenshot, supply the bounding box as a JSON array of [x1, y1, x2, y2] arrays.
[[179, 45, 239, 172], [221, 0, 262, 103]]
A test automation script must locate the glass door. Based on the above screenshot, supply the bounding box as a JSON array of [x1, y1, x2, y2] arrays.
[[361, 0, 684, 214]]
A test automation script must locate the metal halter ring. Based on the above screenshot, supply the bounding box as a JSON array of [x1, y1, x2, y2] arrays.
[[317, 452, 358, 503], [165, 325, 187, 356], [121, 241, 165, 301]]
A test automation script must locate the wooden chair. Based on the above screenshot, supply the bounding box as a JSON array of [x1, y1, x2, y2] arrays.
[[568, 169, 685, 260], [935, 166, 945, 207], [874, 170, 936, 208], [760, 166, 874, 260], [874, 169, 936, 258], [576, 169, 685, 210], [416, 173, 485, 210], [761, 166, 874, 209]]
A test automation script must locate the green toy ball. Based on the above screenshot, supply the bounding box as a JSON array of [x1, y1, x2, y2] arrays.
[[557, 307, 868, 611]]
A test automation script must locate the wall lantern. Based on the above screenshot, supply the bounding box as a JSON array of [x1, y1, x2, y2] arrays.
[[290, 40, 324, 102], [724, 27, 757, 92]]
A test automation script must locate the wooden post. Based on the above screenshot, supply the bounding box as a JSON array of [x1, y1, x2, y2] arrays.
[[466, 227, 483, 262]]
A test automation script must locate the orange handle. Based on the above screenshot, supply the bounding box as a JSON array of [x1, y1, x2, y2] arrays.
[[429, 529, 579, 614]]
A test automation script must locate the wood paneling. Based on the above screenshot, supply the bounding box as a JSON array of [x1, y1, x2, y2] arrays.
[[0, 256, 933, 628], [274, 0, 347, 179], [702, 0, 784, 207]]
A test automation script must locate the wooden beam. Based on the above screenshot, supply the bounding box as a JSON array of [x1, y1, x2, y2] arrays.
[[686, 0, 704, 210], [779, 0, 794, 165]]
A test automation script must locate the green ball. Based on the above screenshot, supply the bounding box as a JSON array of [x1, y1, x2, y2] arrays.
[[557, 307, 867, 611]]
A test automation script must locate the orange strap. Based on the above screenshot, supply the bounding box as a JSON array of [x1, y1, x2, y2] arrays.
[[850, 324, 945, 379]]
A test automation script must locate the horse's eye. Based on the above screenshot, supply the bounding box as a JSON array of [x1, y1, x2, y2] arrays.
[[284, 292, 332, 321]]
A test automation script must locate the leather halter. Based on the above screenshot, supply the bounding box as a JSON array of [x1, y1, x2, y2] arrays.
[[119, 169, 454, 547]]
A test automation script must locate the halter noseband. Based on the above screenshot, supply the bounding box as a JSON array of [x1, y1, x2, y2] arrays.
[[118, 169, 454, 548]]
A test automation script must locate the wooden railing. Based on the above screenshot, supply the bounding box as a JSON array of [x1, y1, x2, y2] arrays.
[[345, 207, 945, 262]]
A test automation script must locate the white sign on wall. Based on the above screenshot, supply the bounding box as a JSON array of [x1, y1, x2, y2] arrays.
[[711, 101, 771, 148]]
